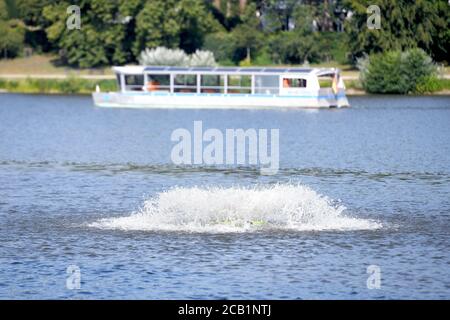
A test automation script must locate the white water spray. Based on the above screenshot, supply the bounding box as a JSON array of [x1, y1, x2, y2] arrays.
[[90, 184, 381, 233]]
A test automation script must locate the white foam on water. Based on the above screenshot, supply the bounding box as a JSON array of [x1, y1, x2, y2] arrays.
[[90, 184, 381, 233]]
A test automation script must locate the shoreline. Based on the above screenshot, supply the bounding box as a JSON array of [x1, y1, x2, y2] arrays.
[[1, 89, 450, 97], [1, 77, 450, 96]]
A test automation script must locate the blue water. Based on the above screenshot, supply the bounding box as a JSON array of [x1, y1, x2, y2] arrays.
[[0, 93, 449, 299]]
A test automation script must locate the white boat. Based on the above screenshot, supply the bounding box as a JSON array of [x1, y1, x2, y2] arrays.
[[92, 66, 349, 109]]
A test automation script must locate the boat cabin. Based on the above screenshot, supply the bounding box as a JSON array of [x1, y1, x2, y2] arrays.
[[113, 66, 344, 97]]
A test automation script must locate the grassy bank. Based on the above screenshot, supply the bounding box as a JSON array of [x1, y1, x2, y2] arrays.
[[0, 55, 113, 76], [1, 77, 449, 95], [0, 78, 117, 94]]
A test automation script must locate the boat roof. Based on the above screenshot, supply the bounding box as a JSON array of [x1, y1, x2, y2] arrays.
[[113, 66, 339, 76]]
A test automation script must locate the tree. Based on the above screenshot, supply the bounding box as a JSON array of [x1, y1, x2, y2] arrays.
[[428, 0, 450, 63], [203, 31, 237, 64], [0, 19, 26, 58], [255, 0, 303, 32], [207, 0, 244, 31], [0, 0, 8, 21], [344, 0, 450, 62], [0, 0, 26, 59], [43, 0, 144, 68], [2, 0, 18, 18], [231, 3, 264, 63], [12, 0, 56, 53], [267, 4, 325, 64], [15, 0, 54, 26], [133, 0, 216, 57]]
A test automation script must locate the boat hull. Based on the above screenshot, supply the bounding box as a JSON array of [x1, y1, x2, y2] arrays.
[[92, 91, 350, 109]]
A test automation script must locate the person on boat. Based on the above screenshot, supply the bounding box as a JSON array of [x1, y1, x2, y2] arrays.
[[332, 74, 338, 95], [147, 80, 160, 91]]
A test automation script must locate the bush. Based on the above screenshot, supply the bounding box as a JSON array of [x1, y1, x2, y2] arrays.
[[439, 79, 450, 91], [239, 58, 252, 67], [0, 78, 117, 94], [58, 78, 84, 94], [360, 48, 439, 94], [97, 79, 117, 92], [7, 80, 19, 90], [139, 47, 189, 66], [189, 50, 217, 67], [139, 47, 217, 67], [25, 78, 54, 93], [415, 76, 444, 94]]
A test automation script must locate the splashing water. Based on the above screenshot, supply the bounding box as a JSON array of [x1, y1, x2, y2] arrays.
[[90, 184, 381, 233]]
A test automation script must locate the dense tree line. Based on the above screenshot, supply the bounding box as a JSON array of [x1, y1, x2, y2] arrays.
[[0, 0, 448, 67]]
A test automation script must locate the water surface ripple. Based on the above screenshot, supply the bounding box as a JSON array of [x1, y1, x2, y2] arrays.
[[0, 93, 449, 299]]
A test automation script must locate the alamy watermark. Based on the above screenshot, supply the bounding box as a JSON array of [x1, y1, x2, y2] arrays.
[[66, 264, 81, 290], [171, 121, 279, 175], [66, 5, 81, 30], [367, 5, 381, 30], [366, 265, 381, 289]]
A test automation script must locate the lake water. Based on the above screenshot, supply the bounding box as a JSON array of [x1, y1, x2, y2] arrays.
[[0, 93, 449, 299]]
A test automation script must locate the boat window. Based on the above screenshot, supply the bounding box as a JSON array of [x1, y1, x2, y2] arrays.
[[255, 75, 279, 94], [201, 75, 225, 93], [124, 75, 144, 91], [174, 74, 197, 93], [228, 75, 251, 94], [283, 78, 307, 88], [146, 74, 170, 92]]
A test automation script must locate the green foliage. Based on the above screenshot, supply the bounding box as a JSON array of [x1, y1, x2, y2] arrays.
[[57, 77, 85, 94], [267, 5, 336, 65], [3, 0, 17, 19], [344, 0, 450, 63], [134, 0, 215, 56], [0, 0, 448, 72], [204, 2, 273, 66], [344, 79, 364, 90], [317, 32, 350, 64], [207, 0, 246, 31], [0, 77, 117, 94], [268, 31, 330, 65], [43, 0, 144, 68], [415, 75, 444, 94], [253, 49, 272, 66], [0, 0, 8, 20], [0, 0, 26, 57], [239, 58, 252, 67], [15, 0, 53, 26], [231, 3, 264, 63], [4, 80, 19, 90], [0, 19, 26, 58], [428, 1, 450, 63], [203, 32, 237, 64], [360, 48, 438, 94], [256, 0, 303, 31]]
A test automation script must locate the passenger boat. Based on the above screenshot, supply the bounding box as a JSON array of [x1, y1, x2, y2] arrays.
[[92, 66, 350, 109]]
